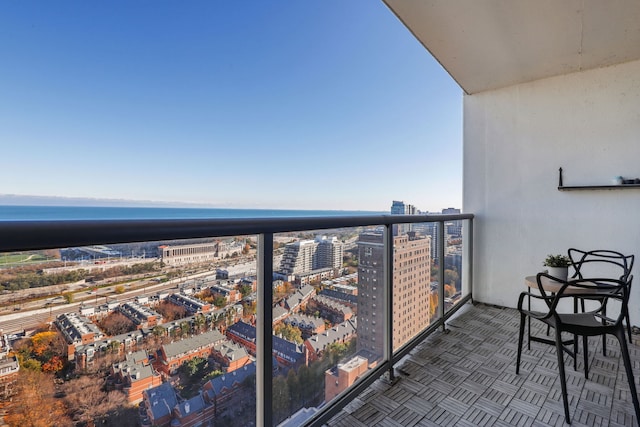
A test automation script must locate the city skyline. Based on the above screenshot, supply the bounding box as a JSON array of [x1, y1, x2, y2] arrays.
[[0, 1, 462, 213]]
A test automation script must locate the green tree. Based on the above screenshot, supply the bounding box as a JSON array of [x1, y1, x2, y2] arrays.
[[444, 269, 459, 287], [193, 314, 205, 333], [21, 358, 43, 372], [107, 340, 121, 353], [297, 365, 312, 405], [286, 368, 301, 410], [62, 292, 74, 304], [239, 284, 253, 297], [180, 357, 206, 378], [326, 342, 348, 366], [152, 325, 166, 337], [272, 375, 290, 424], [274, 324, 303, 344], [180, 321, 191, 337], [213, 296, 227, 308]]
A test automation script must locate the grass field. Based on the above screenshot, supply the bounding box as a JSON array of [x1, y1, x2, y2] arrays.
[[0, 252, 51, 266]]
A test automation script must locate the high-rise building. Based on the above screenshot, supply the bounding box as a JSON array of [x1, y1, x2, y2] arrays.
[[278, 236, 344, 276], [391, 200, 417, 215], [356, 231, 431, 359], [390, 200, 418, 235]]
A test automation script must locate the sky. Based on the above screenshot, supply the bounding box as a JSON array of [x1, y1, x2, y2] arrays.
[[0, 1, 463, 213]]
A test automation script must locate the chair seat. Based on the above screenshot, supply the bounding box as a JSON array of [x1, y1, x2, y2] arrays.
[[522, 309, 614, 336]]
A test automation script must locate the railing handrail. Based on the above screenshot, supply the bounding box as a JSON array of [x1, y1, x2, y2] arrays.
[[0, 213, 474, 251]]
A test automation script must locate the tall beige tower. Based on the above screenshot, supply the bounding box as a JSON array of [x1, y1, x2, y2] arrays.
[[357, 231, 431, 358]]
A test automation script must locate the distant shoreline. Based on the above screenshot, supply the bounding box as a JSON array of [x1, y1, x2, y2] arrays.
[[0, 194, 384, 213], [0, 204, 386, 221]]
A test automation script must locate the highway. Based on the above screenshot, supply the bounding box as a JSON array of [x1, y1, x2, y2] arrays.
[[0, 258, 267, 335]]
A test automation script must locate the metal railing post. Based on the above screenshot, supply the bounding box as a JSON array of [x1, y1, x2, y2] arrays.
[[467, 219, 474, 302], [438, 221, 446, 331], [257, 233, 274, 427], [384, 224, 394, 381]]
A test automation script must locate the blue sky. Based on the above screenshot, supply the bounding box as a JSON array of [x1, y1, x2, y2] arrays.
[[0, 1, 462, 213]]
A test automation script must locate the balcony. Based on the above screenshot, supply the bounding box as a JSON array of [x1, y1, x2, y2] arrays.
[[0, 213, 473, 426], [1, 214, 638, 426]]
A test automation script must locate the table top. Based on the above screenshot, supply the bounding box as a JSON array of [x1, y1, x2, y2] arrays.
[[525, 275, 602, 295]]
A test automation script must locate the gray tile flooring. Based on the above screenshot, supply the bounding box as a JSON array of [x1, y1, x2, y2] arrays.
[[327, 303, 640, 426]]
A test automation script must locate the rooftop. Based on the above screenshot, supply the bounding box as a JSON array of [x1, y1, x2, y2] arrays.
[[327, 303, 640, 427]]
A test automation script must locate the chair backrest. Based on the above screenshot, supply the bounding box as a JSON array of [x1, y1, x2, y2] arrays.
[[568, 248, 634, 281], [537, 272, 632, 325]]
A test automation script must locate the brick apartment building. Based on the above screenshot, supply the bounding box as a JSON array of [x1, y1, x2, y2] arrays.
[[283, 284, 316, 312], [154, 330, 225, 376], [282, 314, 325, 339], [54, 312, 105, 360], [211, 340, 251, 373], [307, 295, 354, 324], [142, 363, 256, 427], [304, 317, 357, 362], [227, 322, 307, 368], [324, 355, 368, 402], [118, 302, 163, 329], [109, 350, 162, 404]]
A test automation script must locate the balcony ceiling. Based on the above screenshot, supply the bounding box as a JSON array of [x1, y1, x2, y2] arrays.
[[383, 0, 640, 94]]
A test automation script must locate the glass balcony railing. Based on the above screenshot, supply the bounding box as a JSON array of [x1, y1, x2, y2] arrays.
[[0, 213, 473, 427]]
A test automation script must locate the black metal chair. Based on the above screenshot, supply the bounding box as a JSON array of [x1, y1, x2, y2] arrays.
[[516, 272, 639, 424], [568, 248, 635, 352]]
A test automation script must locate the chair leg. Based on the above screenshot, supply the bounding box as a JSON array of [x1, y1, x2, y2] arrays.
[[602, 305, 608, 356], [624, 305, 633, 344], [583, 335, 589, 379], [555, 330, 571, 424], [517, 313, 525, 375], [573, 334, 578, 371], [616, 329, 640, 423]]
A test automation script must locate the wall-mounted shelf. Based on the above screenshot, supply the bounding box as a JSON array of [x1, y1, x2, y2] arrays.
[[558, 184, 640, 191], [557, 168, 640, 191]]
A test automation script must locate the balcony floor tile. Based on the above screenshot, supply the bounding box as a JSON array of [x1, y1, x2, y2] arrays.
[[326, 304, 640, 427]]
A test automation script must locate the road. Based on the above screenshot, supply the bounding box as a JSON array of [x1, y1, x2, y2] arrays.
[[0, 258, 268, 335]]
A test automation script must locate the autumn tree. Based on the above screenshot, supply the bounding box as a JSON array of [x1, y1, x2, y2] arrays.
[[42, 355, 64, 373], [31, 331, 59, 359], [156, 301, 188, 321], [429, 292, 439, 318], [5, 371, 71, 427], [444, 284, 457, 298], [98, 312, 136, 336], [243, 301, 257, 318], [62, 375, 127, 426], [14, 331, 66, 373]]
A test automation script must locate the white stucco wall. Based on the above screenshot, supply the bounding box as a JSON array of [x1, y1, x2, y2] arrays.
[[464, 59, 640, 325]]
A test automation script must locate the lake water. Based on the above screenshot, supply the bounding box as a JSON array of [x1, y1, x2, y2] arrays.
[[0, 205, 385, 221]]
